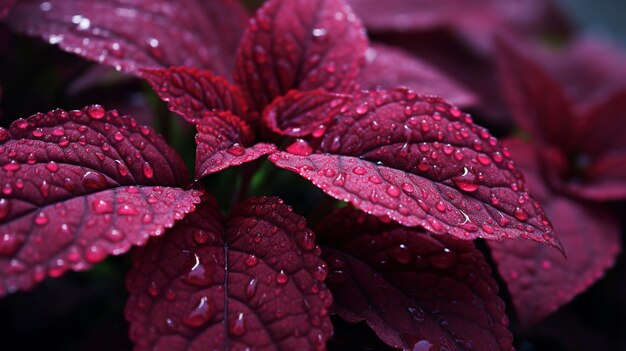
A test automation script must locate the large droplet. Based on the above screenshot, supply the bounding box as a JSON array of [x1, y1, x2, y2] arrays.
[[228, 312, 246, 336], [452, 167, 478, 192], [34, 212, 49, 225], [286, 139, 313, 156], [142, 162, 154, 179], [182, 296, 215, 327], [87, 105, 105, 119], [386, 185, 401, 198], [429, 248, 457, 269], [92, 199, 114, 214], [82, 171, 107, 190], [226, 143, 245, 156], [182, 253, 214, 286]]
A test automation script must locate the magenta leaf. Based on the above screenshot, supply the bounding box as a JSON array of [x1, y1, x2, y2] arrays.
[[263, 89, 351, 137], [195, 112, 276, 180], [357, 44, 477, 107], [269, 88, 558, 247], [0, 106, 202, 296], [0, 0, 14, 18], [7, 0, 248, 77], [318, 207, 513, 351], [125, 196, 333, 351], [234, 0, 368, 111], [141, 67, 251, 124], [487, 138, 621, 327]]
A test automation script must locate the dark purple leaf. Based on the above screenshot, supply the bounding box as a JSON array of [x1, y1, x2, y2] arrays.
[[195, 112, 276, 180], [141, 67, 250, 124], [234, 0, 368, 111], [269, 88, 558, 247], [347, 0, 569, 53], [488, 138, 621, 327], [8, 0, 249, 77], [263, 89, 351, 137], [496, 38, 576, 151], [125, 197, 333, 351], [498, 39, 626, 201], [318, 207, 513, 351], [0, 0, 14, 18], [0, 106, 202, 296], [357, 44, 477, 108]]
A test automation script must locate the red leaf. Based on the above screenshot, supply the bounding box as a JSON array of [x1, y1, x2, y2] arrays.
[[496, 38, 576, 151], [0, 0, 14, 18], [195, 112, 276, 180], [269, 89, 558, 247], [357, 44, 477, 108], [0, 106, 202, 296], [488, 138, 621, 327], [318, 207, 513, 351], [125, 197, 333, 351], [7, 0, 248, 77], [234, 0, 368, 111], [141, 67, 251, 124], [263, 89, 351, 137]]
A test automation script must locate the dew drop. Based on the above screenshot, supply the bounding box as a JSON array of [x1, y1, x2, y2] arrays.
[[226, 143, 245, 156], [105, 227, 124, 242], [142, 162, 154, 179], [85, 245, 106, 263], [117, 204, 139, 216], [413, 340, 433, 351], [276, 270, 289, 284], [228, 312, 246, 336], [386, 185, 401, 198], [182, 296, 215, 327], [92, 199, 113, 214], [245, 278, 258, 299], [45, 161, 59, 173], [352, 166, 366, 175], [354, 103, 369, 115], [286, 139, 313, 156], [82, 171, 107, 190], [514, 207, 529, 221], [2, 161, 20, 172], [34, 212, 49, 225], [182, 253, 214, 286], [389, 244, 412, 264], [245, 255, 258, 267], [87, 105, 105, 119], [452, 167, 478, 192]]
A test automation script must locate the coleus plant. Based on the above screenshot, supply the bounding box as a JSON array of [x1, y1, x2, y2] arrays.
[[6, 0, 620, 349]]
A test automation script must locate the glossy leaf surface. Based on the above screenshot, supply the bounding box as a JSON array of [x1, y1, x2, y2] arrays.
[[234, 0, 368, 111], [318, 207, 513, 351], [0, 106, 201, 295], [8, 0, 249, 77], [126, 197, 333, 351], [195, 112, 276, 179], [270, 89, 557, 247]]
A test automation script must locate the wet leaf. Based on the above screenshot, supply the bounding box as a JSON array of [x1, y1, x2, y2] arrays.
[[8, 0, 249, 77], [318, 207, 514, 351], [270, 88, 557, 247], [0, 106, 201, 296], [125, 197, 333, 351], [234, 0, 368, 111]]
